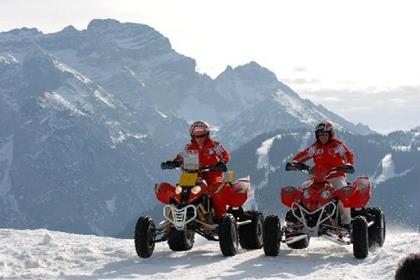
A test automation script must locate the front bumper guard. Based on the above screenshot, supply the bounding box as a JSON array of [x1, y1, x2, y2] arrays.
[[163, 204, 197, 230]]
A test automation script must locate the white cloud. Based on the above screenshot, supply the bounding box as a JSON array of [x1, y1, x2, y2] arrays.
[[294, 66, 307, 72], [1, 0, 419, 87], [298, 85, 420, 133]]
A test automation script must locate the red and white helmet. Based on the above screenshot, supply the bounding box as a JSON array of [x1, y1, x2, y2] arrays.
[[189, 121, 210, 137], [315, 121, 335, 141]]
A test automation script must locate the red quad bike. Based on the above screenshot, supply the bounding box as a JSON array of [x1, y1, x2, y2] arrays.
[[263, 162, 386, 259], [134, 151, 264, 258]]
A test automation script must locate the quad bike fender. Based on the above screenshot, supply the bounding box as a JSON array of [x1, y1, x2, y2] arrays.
[[281, 186, 302, 208], [155, 182, 176, 204], [229, 178, 250, 207], [337, 177, 371, 208]]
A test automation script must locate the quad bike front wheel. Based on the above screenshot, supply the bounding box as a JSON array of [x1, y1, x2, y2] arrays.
[[263, 215, 281, 256], [284, 210, 310, 249], [287, 236, 310, 249], [168, 228, 195, 251], [134, 216, 156, 258], [219, 213, 239, 256], [367, 207, 386, 248], [352, 216, 369, 259], [239, 211, 264, 249]]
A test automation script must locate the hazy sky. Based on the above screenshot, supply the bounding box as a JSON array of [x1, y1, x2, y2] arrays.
[[1, 0, 419, 133]]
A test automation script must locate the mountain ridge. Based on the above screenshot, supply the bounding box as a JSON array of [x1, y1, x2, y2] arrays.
[[0, 19, 392, 236]]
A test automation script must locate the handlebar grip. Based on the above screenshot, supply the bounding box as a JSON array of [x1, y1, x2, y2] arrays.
[[343, 165, 355, 174], [209, 165, 227, 172], [202, 162, 227, 172], [160, 162, 169, 170], [285, 162, 310, 171], [331, 165, 355, 174], [285, 162, 296, 171], [161, 161, 177, 170]]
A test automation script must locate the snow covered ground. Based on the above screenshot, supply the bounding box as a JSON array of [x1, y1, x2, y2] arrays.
[[0, 228, 418, 280]]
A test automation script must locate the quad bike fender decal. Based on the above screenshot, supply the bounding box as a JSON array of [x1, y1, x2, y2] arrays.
[[231, 179, 250, 194], [212, 182, 248, 208]]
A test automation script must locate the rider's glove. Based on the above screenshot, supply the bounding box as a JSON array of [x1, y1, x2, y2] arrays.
[[285, 162, 296, 171], [161, 160, 177, 170], [173, 159, 183, 168], [344, 164, 355, 174], [293, 162, 308, 171], [215, 160, 227, 172]]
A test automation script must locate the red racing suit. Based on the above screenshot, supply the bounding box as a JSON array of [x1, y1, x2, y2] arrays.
[[175, 138, 231, 219], [292, 138, 355, 179]]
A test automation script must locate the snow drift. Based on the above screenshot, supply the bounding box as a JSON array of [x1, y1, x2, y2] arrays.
[[0, 228, 418, 280]]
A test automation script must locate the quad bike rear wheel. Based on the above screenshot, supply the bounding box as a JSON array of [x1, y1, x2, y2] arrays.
[[134, 216, 156, 258], [352, 216, 369, 259], [219, 213, 239, 256], [367, 207, 386, 248], [239, 211, 264, 249], [263, 215, 281, 256], [168, 228, 195, 251]]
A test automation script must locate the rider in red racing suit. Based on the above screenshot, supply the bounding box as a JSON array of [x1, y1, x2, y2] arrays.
[[292, 121, 355, 226], [173, 121, 231, 220]]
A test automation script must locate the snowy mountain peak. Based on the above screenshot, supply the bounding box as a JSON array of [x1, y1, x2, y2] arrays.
[[235, 61, 274, 74], [60, 25, 78, 33], [216, 61, 278, 85], [86, 18, 122, 32], [2, 27, 41, 38], [84, 18, 172, 51], [354, 122, 373, 135]]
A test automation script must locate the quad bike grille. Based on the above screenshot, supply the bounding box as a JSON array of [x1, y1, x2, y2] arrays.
[[163, 205, 197, 230], [290, 201, 337, 237]]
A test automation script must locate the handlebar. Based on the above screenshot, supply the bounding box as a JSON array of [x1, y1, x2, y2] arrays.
[[332, 164, 355, 174], [200, 162, 227, 172], [160, 160, 227, 172], [285, 162, 354, 175], [285, 162, 311, 172], [160, 160, 181, 170]]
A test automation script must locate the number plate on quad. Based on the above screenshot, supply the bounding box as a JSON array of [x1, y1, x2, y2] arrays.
[[179, 173, 198, 186]]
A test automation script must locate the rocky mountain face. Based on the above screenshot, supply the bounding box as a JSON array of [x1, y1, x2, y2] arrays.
[[0, 45, 180, 235], [2, 19, 373, 137], [1, 19, 385, 236], [0, 22, 189, 235]]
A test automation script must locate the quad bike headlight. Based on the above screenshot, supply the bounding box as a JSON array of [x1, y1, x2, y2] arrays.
[[303, 189, 310, 199], [321, 189, 331, 199], [191, 185, 202, 194], [175, 186, 182, 194]]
